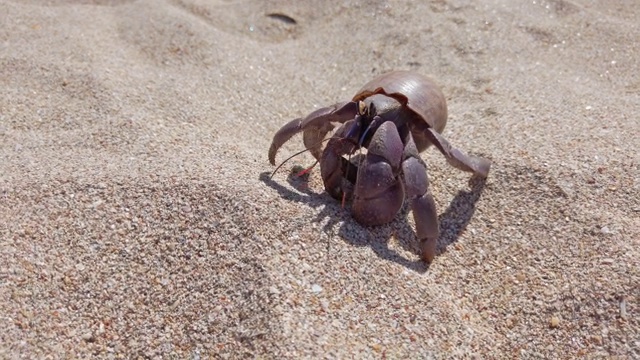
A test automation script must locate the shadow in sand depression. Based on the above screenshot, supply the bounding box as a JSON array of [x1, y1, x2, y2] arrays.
[[260, 170, 488, 272]]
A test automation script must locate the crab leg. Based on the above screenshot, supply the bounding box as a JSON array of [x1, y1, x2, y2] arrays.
[[401, 132, 439, 262], [425, 128, 491, 178], [268, 101, 358, 165]]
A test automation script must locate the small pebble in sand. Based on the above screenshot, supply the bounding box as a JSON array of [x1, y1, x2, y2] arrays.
[[320, 300, 330, 312], [619, 297, 627, 320], [590, 335, 603, 345], [601, 258, 614, 265], [311, 284, 322, 293], [81, 331, 95, 342]]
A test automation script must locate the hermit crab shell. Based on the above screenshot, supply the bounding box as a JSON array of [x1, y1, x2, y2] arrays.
[[352, 70, 448, 153]]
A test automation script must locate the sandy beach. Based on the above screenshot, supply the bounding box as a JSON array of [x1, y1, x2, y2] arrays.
[[1, 0, 638, 358]]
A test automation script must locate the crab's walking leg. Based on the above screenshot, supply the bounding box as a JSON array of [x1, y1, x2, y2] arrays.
[[351, 121, 405, 226], [402, 132, 439, 262], [425, 128, 491, 178], [268, 101, 357, 165]]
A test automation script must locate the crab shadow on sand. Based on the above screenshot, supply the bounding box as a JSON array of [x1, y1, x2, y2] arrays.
[[259, 170, 487, 273]]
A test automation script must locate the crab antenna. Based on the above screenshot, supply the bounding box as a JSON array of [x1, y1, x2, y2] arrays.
[[358, 117, 378, 146], [358, 127, 371, 146], [270, 136, 334, 178]]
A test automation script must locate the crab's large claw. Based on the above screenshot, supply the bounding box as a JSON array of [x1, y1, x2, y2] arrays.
[[349, 120, 441, 262], [425, 128, 491, 178], [351, 121, 405, 226], [268, 101, 358, 165]]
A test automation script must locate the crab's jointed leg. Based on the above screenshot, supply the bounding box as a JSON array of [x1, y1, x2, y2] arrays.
[[268, 101, 358, 165], [401, 131, 440, 262], [425, 128, 491, 178]]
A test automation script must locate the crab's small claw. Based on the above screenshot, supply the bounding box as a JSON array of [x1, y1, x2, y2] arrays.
[[320, 120, 359, 200]]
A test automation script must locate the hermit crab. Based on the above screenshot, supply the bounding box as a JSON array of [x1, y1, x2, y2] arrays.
[[268, 70, 491, 262]]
